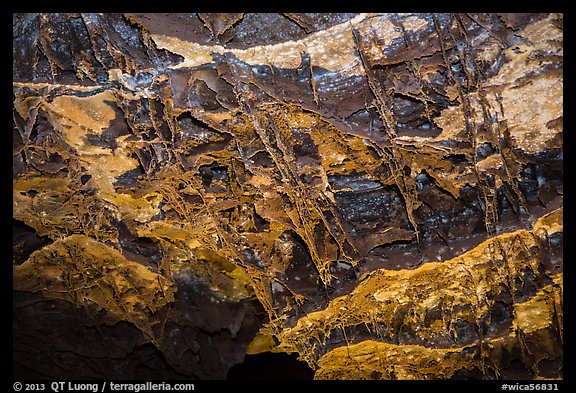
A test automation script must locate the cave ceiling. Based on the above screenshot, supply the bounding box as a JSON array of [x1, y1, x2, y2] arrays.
[[12, 13, 563, 380]]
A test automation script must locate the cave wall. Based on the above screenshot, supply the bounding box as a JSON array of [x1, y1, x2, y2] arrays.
[[13, 13, 562, 380]]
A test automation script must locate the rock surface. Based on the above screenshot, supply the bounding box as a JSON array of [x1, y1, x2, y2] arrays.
[[13, 13, 562, 380]]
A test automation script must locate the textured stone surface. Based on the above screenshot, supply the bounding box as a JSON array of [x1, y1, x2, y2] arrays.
[[13, 13, 562, 380], [280, 209, 563, 378]]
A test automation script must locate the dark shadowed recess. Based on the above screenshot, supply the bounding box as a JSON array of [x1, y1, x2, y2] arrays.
[[13, 219, 51, 265], [227, 352, 314, 380]]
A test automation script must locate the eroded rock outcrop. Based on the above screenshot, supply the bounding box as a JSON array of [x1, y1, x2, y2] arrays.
[[13, 13, 562, 379]]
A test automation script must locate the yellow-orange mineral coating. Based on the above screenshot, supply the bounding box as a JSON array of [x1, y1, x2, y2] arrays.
[[13, 13, 562, 379]]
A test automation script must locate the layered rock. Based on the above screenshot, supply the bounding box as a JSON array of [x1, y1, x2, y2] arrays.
[[13, 13, 562, 379]]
